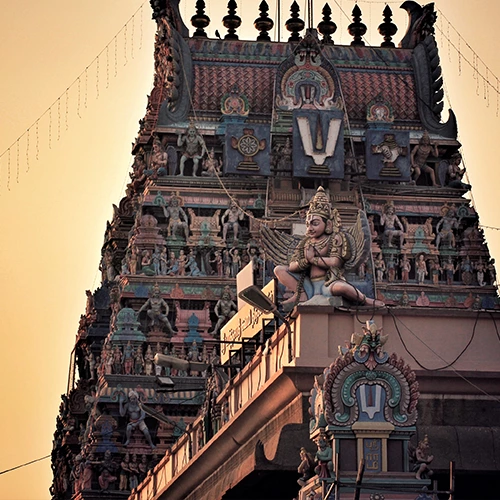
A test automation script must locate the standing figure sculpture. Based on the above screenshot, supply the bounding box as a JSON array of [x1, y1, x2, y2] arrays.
[[138, 284, 174, 334], [162, 193, 190, 240], [212, 287, 238, 336], [177, 122, 206, 176], [410, 131, 439, 185], [119, 390, 156, 448], [221, 200, 245, 244], [268, 187, 384, 309], [415, 253, 428, 284], [379, 201, 406, 249], [435, 205, 460, 249]]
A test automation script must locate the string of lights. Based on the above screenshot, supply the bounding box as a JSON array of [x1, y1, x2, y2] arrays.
[[0, 1, 148, 191]]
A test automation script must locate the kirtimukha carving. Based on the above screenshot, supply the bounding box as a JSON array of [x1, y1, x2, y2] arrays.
[[266, 187, 384, 308]]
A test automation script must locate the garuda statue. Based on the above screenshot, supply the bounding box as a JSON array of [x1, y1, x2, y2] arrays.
[[262, 187, 384, 309]]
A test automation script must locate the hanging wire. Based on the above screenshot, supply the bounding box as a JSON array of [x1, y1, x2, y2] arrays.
[[389, 310, 500, 404]]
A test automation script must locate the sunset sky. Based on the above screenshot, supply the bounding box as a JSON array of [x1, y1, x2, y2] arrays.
[[1, 1, 499, 498]]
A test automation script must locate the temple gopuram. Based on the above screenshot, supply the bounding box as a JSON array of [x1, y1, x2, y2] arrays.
[[51, 1, 500, 499]]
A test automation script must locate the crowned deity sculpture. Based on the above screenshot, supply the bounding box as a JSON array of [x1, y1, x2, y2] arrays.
[[267, 187, 384, 309]]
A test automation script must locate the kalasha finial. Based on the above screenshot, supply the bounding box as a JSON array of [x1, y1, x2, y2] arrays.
[[285, 1, 305, 42], [223, 0, 242, 40], [317, 3, 337, 45], [348, 4, 367, 46], [191, 0, 210, 38], [254, 0, 274, 42], [378, 5, 397, 48]]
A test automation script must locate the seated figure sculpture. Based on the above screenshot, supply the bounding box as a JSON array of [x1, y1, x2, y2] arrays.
[[269, 187, 384, 309]]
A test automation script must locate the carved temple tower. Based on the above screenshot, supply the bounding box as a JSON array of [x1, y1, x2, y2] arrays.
[[51, 1, 500, 499]]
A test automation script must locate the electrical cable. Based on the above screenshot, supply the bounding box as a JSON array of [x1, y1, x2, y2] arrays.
[[389, 308, 478, 371], [0, 455, 50, 476], [388, 309, 500, 403]]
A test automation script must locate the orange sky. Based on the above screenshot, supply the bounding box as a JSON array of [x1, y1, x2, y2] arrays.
[[1, 1, 499, 498]]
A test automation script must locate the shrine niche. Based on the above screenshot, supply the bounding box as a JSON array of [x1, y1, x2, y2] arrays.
[[307, 321, 420, 488], [224, 124, 271, 175], [366, 130, 410, 181], [366, 94, 394, 125], [187, 208, 223, 247], [132, 214, 167, 250], [275, 31, 342, 112]]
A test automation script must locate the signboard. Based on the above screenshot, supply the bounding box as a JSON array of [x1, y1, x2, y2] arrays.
[[220, 280, 275, 364]]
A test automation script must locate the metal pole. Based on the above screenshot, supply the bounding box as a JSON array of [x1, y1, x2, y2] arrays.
[[353, 459, 365, 500], [448, 461, 455, 500]]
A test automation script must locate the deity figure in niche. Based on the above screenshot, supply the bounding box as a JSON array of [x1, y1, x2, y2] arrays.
[[475, 257, 486, 286], [137, 284, 173, 334], [410, 131, 439, 185], [221, 200, 245, 244], [437, 152, 471, 190], [162, 193, 189, 240], [400, 254, 411, 283], [149, 136, 168, 177], [429, 259, 441, 284], [314, 435, 333, 478], [412, 435, 434, 480], [415, 253, 428, 284], [177, 122, 206, 176], [379, 201, 405, 249], [268, 187, 384, 309], [374, 253, 386, 282], [119, 390, 156, 448], [212, 287, 238, 336], [443, 256, 456, 285], [435, 205, 460, 249], [201, 148, 222, 177]]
